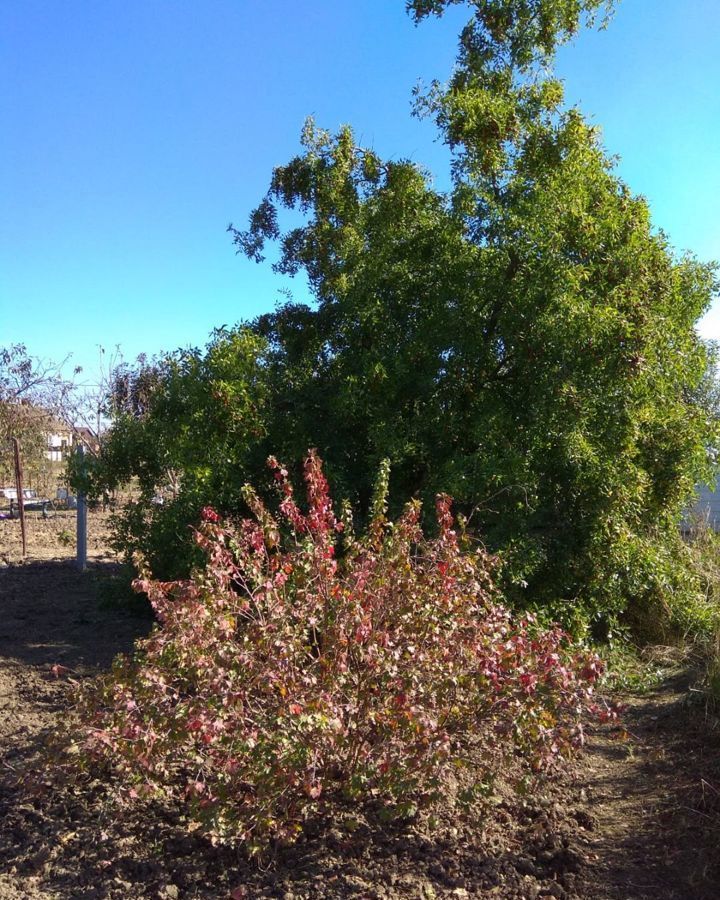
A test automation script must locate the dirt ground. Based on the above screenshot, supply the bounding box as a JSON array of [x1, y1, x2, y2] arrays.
[[0, 506, 117, 565], [1, 514, 720, 899]]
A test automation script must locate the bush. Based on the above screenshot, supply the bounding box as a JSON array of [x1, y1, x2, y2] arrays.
[[69, 327, 271, 580], [68, 452, 603, 852], [678, 517, 720, 705]]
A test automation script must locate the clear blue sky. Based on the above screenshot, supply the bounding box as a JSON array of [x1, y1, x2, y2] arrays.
[[2, 0, 719, 382]]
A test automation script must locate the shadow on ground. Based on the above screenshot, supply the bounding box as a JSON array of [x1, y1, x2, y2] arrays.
[[0, 559, 150, 672]]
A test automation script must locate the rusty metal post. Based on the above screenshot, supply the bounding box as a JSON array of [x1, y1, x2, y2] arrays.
[[11, 437, 27, 558]]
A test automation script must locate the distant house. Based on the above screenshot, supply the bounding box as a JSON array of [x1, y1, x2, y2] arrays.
[[3, 402, 98, 463], [45, 418, 74, 462], [46, 420, 100, 461], [682, 481, 720, 533]]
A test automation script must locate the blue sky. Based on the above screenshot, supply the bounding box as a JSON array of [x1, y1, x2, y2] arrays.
[[2, 0, 719, 383]]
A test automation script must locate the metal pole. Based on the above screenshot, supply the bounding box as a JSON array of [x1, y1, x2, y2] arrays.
[[11, 438, 27, 558], [76, 445, 87, 571]]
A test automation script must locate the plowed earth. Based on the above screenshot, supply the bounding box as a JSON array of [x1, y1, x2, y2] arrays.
[[1, 514, 719, 899]]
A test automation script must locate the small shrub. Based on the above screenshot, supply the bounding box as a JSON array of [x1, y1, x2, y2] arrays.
[[67, 451, 603, 851], [682, 516, 720, 706], [685, 515, 720, 631], [56, 528, 74, 548]]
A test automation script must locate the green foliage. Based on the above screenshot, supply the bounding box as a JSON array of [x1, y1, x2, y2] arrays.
[[687, 518, 720, 625], [93, 563, 154, 618], [227, 0, 718, 632], [56, 528, 74, 548], [407, 0, 614, 63], [600, 643, 671, 695], [0, 344, 74, 488], [64, 452, 602, 851], [71, 328, 270, 577], [86, 0, 719, 635], [679, 519, 720, 705]]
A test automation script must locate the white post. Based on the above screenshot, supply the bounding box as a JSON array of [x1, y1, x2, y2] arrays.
[[76, 445, 87, 571]]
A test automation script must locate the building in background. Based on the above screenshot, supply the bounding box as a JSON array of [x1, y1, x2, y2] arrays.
[[682, 481, 720, 534], [45, 417, 74, 462]]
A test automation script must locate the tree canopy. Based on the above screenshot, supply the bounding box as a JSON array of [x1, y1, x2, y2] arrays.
[[0, 344, 78, 489], [88, 0, 718, 632], [229, 0, 718, 628]]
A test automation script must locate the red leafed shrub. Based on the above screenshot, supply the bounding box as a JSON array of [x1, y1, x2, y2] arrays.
[[70, 450, 602, 850]]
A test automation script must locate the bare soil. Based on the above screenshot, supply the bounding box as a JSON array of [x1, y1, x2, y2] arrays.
[[1, 514, 720, 899]]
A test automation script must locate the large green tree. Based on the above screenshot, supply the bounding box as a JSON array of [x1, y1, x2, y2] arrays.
[[230, 0, 718, 630]]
